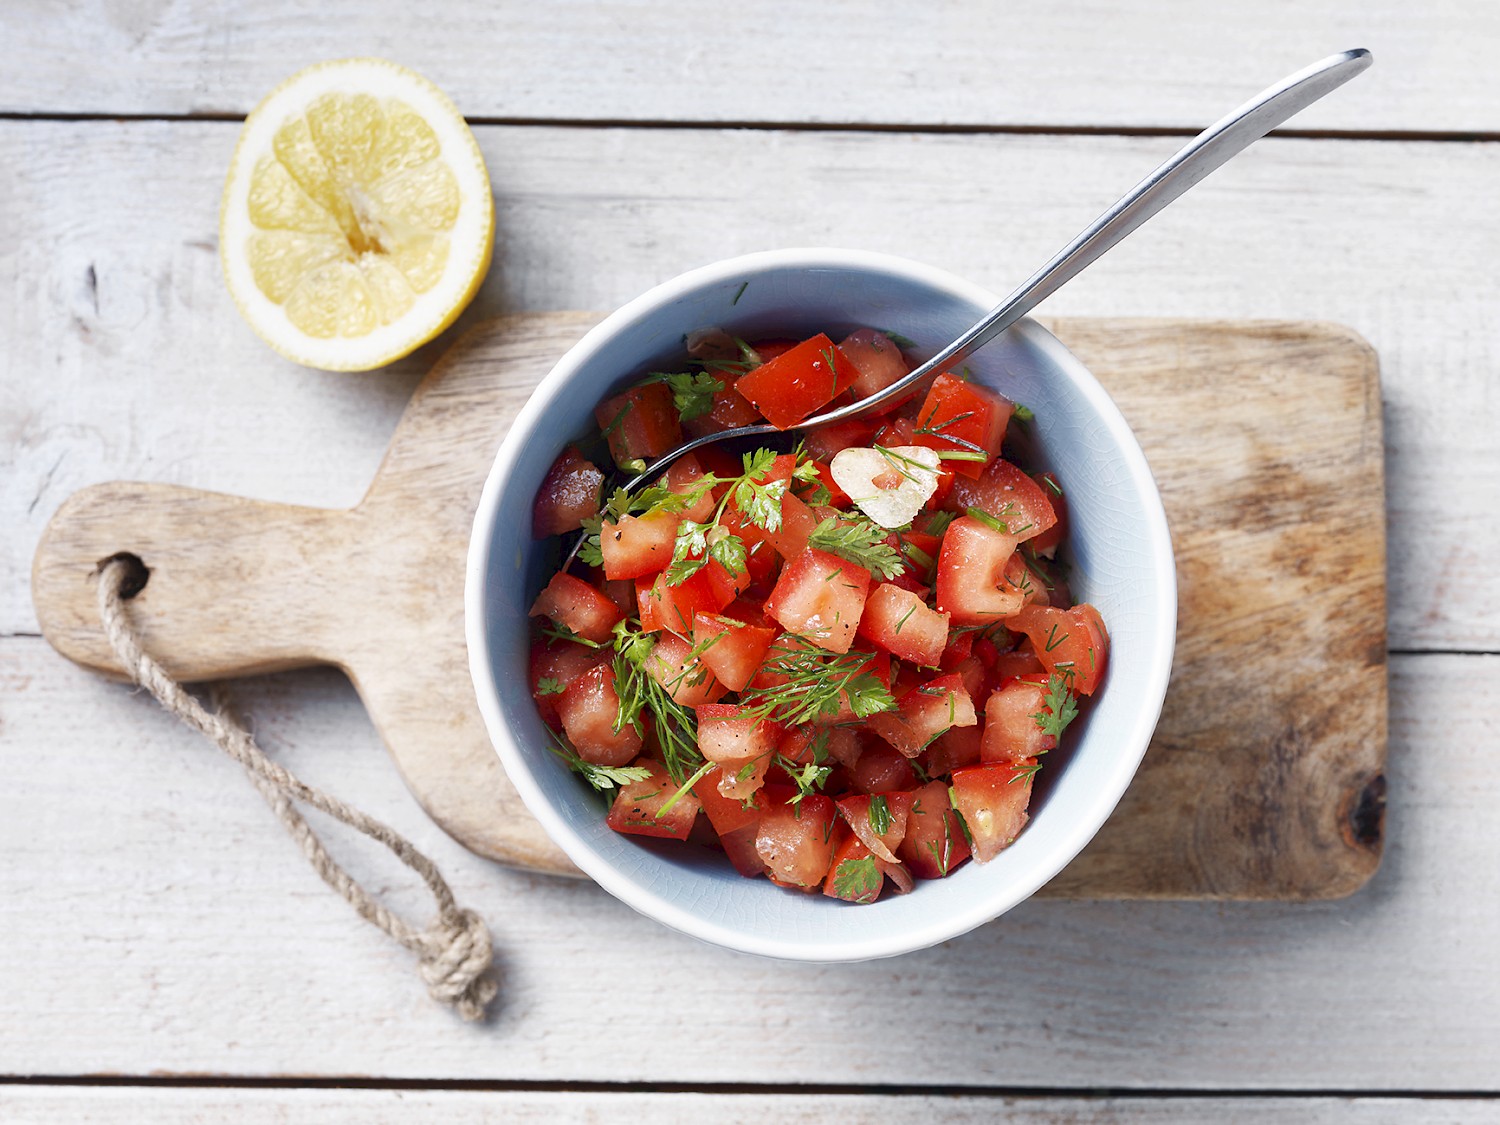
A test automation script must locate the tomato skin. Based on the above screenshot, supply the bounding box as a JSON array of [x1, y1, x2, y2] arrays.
[[949, 763, 1035, 862], [1005, 603, 1109, 695], [734, 334, 857, 429], [836, 790, 914, 863], [897, 780, 971, 878], [594, 382, 683, 467], [934, 516, 1027, 626], [923, 724, 983, 777], [910, 373, 1013, 478], [529, 637, 606, 727], [693, 767, 767, 876], [695, 704, 784, 764], [533, 446, 604, 537], [663, 453, 718, 522], [557, 664, 642, 766], [645, 631, 725, 708], [606, 760, 701, 841], [856, 582, 950, 667], [945, 458, 1057, 544], [692, 612, 776, 692], [682, 386, 764, 439], [837, 327, 912, 404], [764, 547, 871, 654], [981, 677, 1058, 763], [763, 491, 822, 561], [1027, 472, 1068, 558], [637, 568, 733, 637], [754, 786, 839, 888], [848, 742, 917, 794], [866, 672, 977, 758], [529, 572, 623, 644], [802, 417, 878, 462], [600, 511, 680, 580]]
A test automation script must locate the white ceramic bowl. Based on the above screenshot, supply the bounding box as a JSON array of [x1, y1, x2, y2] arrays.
[[466, 248, 1175, 961]]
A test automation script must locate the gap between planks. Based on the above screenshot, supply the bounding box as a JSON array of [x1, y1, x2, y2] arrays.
[[2, 1077, 1498, 1100], [0, 109, 1497, 144]]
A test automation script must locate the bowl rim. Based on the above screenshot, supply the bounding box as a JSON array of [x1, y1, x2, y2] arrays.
[[465, 247, 1177, 961]]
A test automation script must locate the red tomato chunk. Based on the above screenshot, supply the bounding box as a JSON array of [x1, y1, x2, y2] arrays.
[[526, 323, 1112, 903]]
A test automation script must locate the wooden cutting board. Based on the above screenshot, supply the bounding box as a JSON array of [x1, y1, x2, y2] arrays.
[[30, 314, 1388, 898]]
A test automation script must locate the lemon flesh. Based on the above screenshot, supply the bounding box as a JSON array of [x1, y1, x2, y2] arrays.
[[221, 59, 493, 371]]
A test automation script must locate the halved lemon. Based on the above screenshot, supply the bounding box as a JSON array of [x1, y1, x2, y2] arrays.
[[221, 58, 494, 371]]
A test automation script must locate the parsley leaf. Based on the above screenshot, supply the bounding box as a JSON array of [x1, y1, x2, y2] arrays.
[[549, 735, 652, 792], [1031, 672, 1079, 739], [805, 516, 905, 581], [535, 677, 566, 697], [832, 855, 883, 902], [657, 370, 724, 422]]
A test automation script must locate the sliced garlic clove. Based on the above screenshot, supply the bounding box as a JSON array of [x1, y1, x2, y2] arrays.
[[830, 445, 941, 529]]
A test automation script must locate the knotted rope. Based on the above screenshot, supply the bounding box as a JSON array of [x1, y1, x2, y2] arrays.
[[95, 555, 498, 1021]]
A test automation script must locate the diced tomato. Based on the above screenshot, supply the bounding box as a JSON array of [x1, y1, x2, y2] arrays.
[[600, 511, 680, 580], [945, 458, 1057, 544], [529, 572, 623, 644], [923, 724, 983, 776], [703, 557, 752, 605], [816, 650, 892, 726], [939, 628, 976, 670], [749, 338, 799, 362], [764, 547, 871, 654], [532, 445, 604, 538], [990, 645, 1047, 683], [872, 415, 918, 447], [663, 453, 719, 522], [897, 780, 971, 878], [734, 334, 857, 430], [910, 373, 1013, 478], [866, 672, 977, 758], [556, 664, 641, 766], [763, 491, 821, 560], [949, 763, 1035, 862], [1005, 603, 1109, 695], [682, 386, 764, 439], [856, 583, 950, 666], [981, 677, 1058, 763], [848, 742, 917, 794], [802, 417, 878, 462], [822, 830, 888, 904], [838, 327, 911, 402], [692, 612, 777, 692], [645, 631, 725, 708], [594, 382, 683, 468], [950, 654, 988, 710], [606, 760, 700, 841], [637, 567, 733, 637], [693, 768, 766, 876], [529, 636, 606, 727], [836, 791, 913, 863], [696, 704, 783, 763], [1027, 472, 1068, 558], [934, 516, 1027, 626], [754, 787, 838, 888]]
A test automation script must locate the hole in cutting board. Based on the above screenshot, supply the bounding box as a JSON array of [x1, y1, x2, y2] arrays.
[[96, 551, 150, 600]]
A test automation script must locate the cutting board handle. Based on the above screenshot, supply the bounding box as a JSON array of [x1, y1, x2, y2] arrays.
[[32, 481, 357, 682]]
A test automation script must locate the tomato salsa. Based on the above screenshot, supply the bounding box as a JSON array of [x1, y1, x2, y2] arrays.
[[528, 327, 1108, 903]]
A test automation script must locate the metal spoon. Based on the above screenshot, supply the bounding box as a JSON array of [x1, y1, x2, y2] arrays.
[[620, 48, 1371, 490]]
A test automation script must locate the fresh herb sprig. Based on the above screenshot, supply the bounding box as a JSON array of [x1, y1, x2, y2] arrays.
[[610, 621, 705, 784], [805, 516, 905, 581], [664, 449, 812, 586], [1031, 672, 1079, 739], [549, 735, 653, 792], [740, 638, 895, 726]]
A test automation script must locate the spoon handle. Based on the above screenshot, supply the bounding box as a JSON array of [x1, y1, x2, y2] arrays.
[[802, 47, 1374, 429]]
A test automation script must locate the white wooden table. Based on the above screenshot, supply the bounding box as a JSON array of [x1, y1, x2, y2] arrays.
[[4, 4, 1498, 1120]]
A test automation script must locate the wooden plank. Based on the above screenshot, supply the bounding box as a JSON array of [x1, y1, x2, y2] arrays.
[[0, 123, 1492, 653], [2, 2, 1497, 133], [3, 1087, 1498, 1124], [28, 315, 1387, 897], [0, 637, 1492, 1088]]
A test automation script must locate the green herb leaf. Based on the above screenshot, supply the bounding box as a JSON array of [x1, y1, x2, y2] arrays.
[[806, 516, 905, 581], [966, 506, 1012, 535], [868, 795, 891, 836], [832, 855, 883, 902], [1031, 672, 1079, 739], [656, 370, 724, 422], [535, 677, 566, 697], [548, 735, 653, 792], [1011, 403, 1035, 423]]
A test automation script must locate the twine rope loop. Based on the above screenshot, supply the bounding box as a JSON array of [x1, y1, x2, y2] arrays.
[[95, 556, 498, 1021]]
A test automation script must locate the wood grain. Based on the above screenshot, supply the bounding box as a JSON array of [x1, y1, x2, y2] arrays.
[[0, 642, 1490, 1087], [30, 313, 1386, 899], [3, 1, 1496, 133]]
